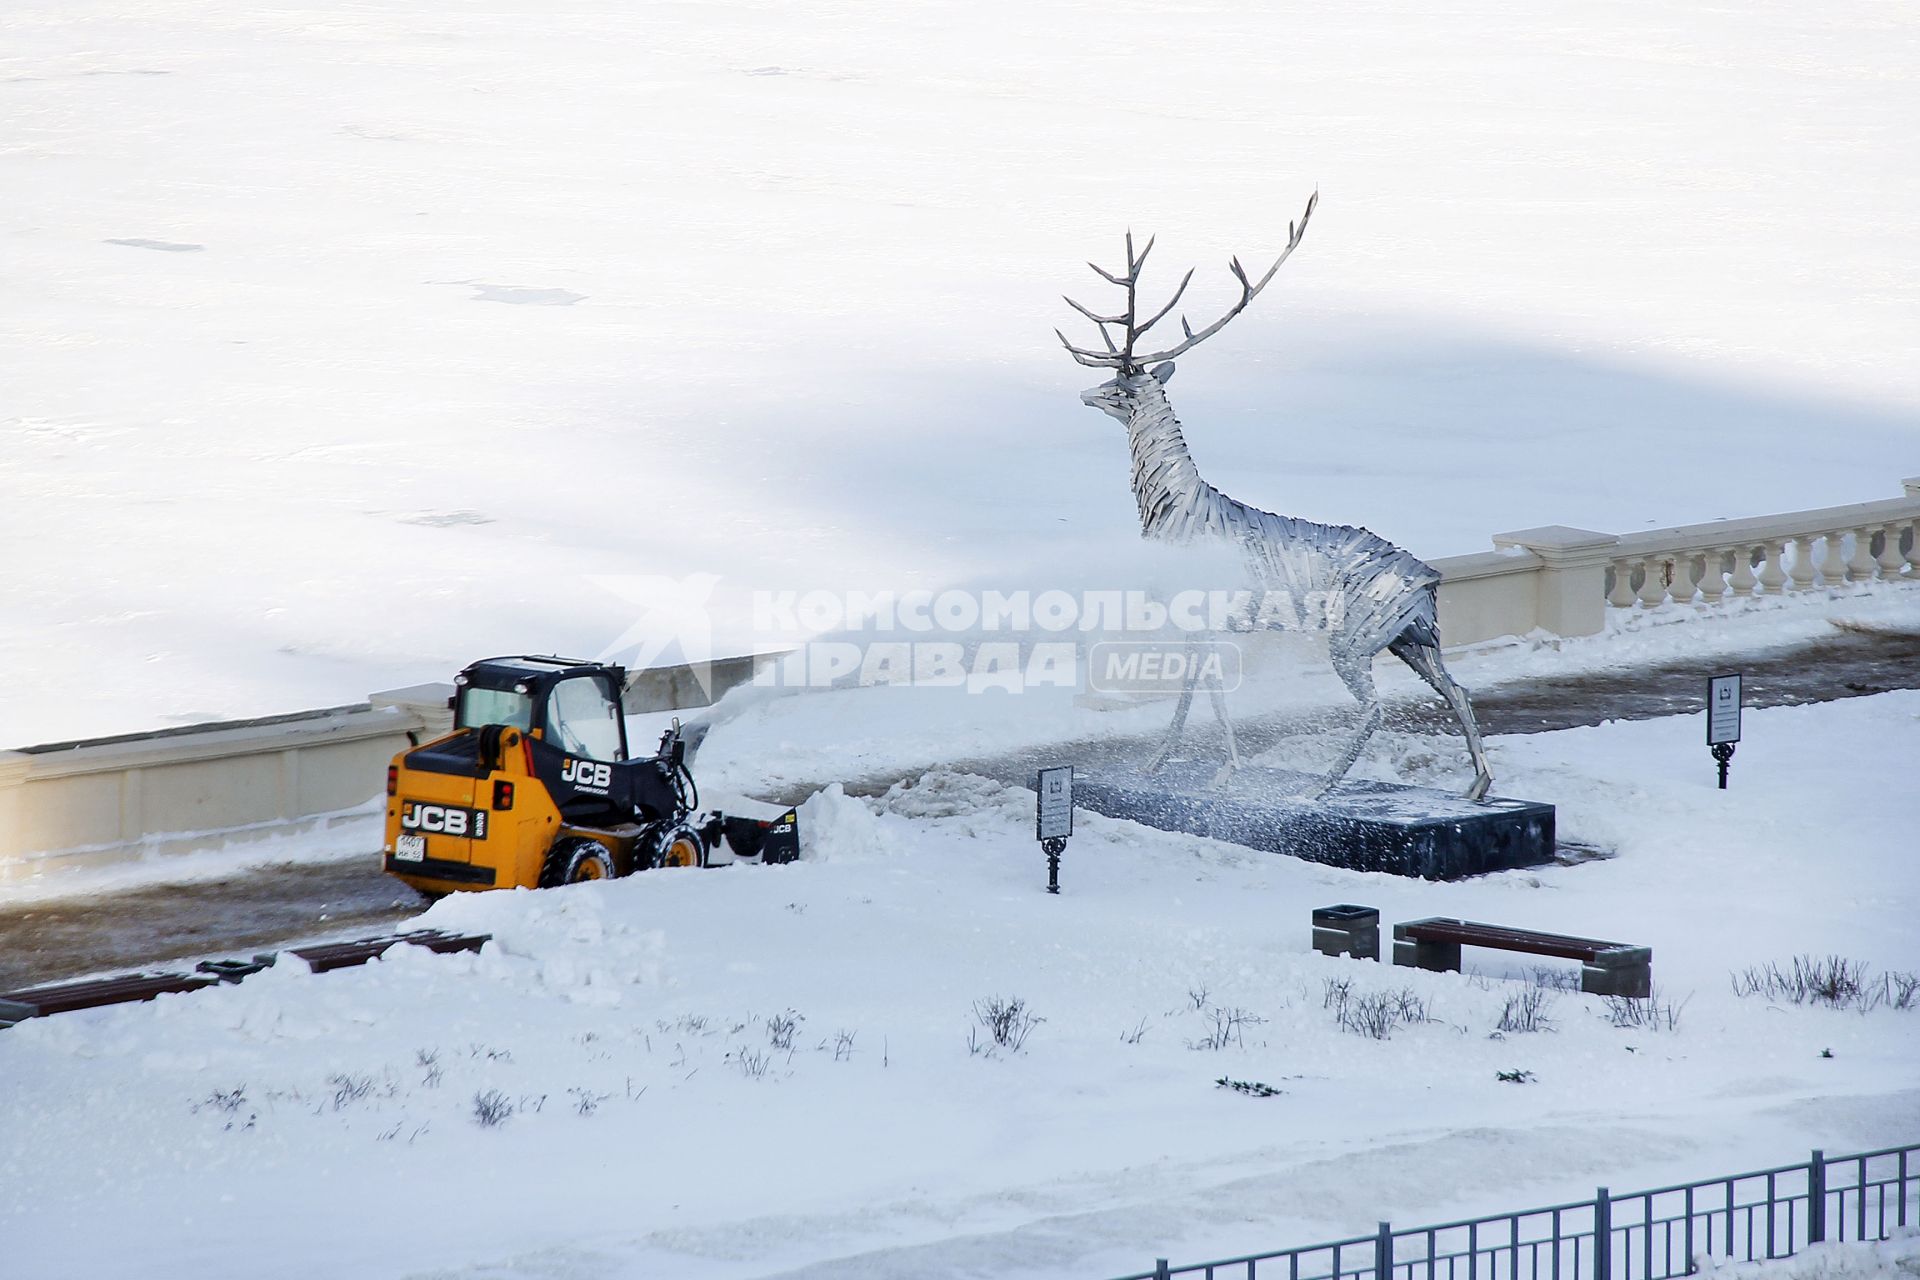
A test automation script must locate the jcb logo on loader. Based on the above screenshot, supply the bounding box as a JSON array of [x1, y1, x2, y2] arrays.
[[560, 758, 612, 792], [400, 802, 488, 840]]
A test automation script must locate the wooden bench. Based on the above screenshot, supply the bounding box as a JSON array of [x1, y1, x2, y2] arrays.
[[0, 971, 218, 1020], [0, 930, 493, 1027], [287, 929, 489, 974], [1393, 916, 1651, 997]]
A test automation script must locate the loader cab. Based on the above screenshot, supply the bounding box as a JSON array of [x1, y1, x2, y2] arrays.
[[455, 656, 630, 763]]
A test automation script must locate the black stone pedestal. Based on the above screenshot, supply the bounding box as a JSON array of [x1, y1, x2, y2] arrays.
[[1067, 761, 1555, 880]]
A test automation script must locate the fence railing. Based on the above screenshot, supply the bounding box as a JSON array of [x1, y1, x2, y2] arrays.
[[1603, 498, 1920, 610], [1116, 1143, 1917, 1280], [1428, 477, 1920, 647]]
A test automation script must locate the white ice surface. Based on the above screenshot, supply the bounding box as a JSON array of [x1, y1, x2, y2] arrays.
[[4, 0, 1919, 746], [2, 691, 1915, 1278]]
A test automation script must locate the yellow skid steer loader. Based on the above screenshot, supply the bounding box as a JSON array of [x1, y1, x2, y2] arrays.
[[382, 656, 796, 896]]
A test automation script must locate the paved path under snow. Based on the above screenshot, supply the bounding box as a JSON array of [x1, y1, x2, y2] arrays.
[[3, 626, 1915, 992]]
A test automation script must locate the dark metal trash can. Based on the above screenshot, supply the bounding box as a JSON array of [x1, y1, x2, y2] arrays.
[[1312, 904, 1380, 960]]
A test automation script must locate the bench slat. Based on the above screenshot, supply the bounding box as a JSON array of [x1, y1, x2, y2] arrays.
[[288, 930, 491, 972], [1393, 917, 1651, 998], [0, 973, 218, 1017], [1, 931, 495, 1025], [1399, 917, 1627, 962]]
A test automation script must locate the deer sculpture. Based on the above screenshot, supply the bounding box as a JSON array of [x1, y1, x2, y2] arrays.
[[1058, 193, 1494, 801]]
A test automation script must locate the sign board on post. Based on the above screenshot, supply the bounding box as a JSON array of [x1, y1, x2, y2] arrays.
[[1708, 674, 1742, 746], [1707, 673, 1741, 789], [1035, 765, 1073, 893], [1036, 766, 1073, 841]]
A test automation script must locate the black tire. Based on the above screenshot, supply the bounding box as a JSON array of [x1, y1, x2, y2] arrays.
[[643, 821, 706, 870], [538, 838, 617, 888]]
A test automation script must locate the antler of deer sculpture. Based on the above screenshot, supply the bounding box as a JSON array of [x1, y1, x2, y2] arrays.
[[1059, 193, 1494, 801]]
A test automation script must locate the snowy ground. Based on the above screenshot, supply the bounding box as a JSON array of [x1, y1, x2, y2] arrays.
[[4, 689, 1915, 1278], [1728, 1238, 1920, 1280], [5, 0, 1919, 745]]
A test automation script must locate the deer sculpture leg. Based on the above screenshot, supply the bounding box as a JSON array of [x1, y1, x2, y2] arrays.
[[1145, 644, 1203, 773], [1204, 670, 1242, 787], [1319, 643, 1385, 797], [1146, 640, 1244, 782], [1387, 634, 1493, 801]]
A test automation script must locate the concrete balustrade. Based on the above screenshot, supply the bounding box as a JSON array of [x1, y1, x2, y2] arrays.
[[0, 702, 429, 883], [4, 481, 1916, 882], [1598, 482, 1920, 612], [1431, 478, 1919, 644]]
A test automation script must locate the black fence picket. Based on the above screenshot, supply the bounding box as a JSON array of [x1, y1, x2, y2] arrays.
[[1112, 1143, 1918, 1280]]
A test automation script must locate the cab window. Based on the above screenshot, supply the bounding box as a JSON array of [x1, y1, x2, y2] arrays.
[[458, 686, 533, 732], [546, 676, 624, 762]]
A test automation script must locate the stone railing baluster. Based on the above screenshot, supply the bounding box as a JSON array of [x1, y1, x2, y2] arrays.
[[1788, 536, 1818, 591], [1635, 557, 1667, 607], [1698, 550, 1730, 603], [1606, 561, 1636, 608], [1901, 520, 1920, 577], [1758, 541, 1788, 594], [1729, 546, 1760, 597], [1667, 553, 1697, 605], [1821, 531, 1851, 586], [1848, 526, 1878, 582], [1871, 525, 1903, 579]]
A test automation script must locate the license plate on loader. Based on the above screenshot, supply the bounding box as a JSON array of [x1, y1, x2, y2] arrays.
[[395, 834, 426, 862]]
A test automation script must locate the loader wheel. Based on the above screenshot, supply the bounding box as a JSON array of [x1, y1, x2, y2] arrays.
[[645, 821, 706, 870], [538, 838, 616, 888]]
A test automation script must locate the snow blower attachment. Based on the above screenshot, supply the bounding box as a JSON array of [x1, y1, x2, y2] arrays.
[[382, 656, 798, 895]]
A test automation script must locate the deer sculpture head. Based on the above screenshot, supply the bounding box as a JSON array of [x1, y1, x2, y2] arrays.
[[1058, 192, 1318, 423]]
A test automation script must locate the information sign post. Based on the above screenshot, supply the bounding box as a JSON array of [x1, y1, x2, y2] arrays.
[[1707, 673, 1742, 789], [1035, 766, 1074, 894]]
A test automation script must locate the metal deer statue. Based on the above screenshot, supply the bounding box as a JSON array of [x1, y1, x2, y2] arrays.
[[1058, 193, 1494, 801]]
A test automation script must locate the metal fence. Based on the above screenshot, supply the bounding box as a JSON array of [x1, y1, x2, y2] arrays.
[[1115, 1143, 1917, 1280]]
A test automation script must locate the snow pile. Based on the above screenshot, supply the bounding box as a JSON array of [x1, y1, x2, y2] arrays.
[[1707, 1237, 1920, 1280], [794, 781, 893, 862]]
